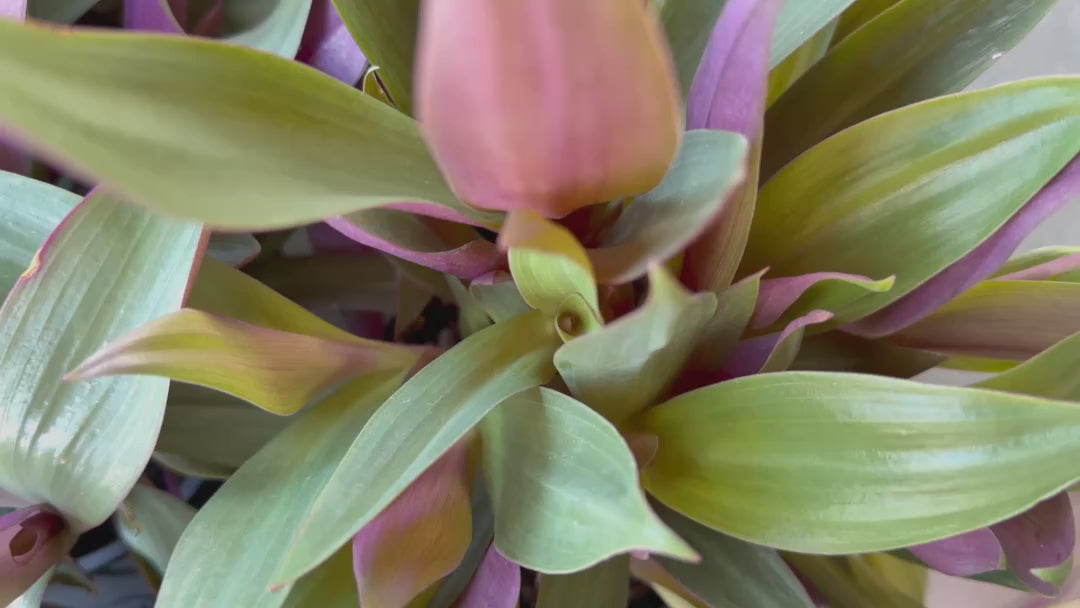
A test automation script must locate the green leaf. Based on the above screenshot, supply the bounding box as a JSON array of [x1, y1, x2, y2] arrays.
[[161, 390, 272, 482], [68, 308, 420, 415], [115, 484, 196, 575], [207, 232, 260, 267], [156, 372, 406, 608], [502, 210, 599, 316], [785, 554, 923, 608], [0, 170, 78, 300], [682, 271, 763, 381], [273, 310, 560, 585], [977, 329, 1080, 401], [536, 556, 630, 608], [588, 130, 748, 285], [188, 257, 361, 341], [763, 0, 1059, 177], [470, 275, 532, 323], [281, 545, 359, 608], [992, 246, 1080, 279], [333, 0, 420, 113], [832, 0, 902, 43], [448, 276, 493, 337], [27, 0, 96, 22], [742, 78, 1080, 325], [0, 20, 483, 229], [655, 503, 814, 608], [770, 0, 856, 66], [790, 331, 943, 378], [243, 253, 398, 314], [661, 0, 856, 97], [482, 387, 695, 573], [660, 0, 731, 99], [639, 371, 1080, 554], [155, 381, 290, 478], [218, 0, 313, 58], [890, 280, 1080, 360], [554, 266, 717, 424], [0, 191, 201, 532], [766, 17, 836, 106]]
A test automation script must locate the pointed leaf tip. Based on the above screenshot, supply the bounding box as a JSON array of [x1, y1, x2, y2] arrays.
[[416, 0, 681, 217]]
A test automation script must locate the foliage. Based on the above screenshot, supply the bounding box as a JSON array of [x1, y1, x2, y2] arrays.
[[0, 0, 1078, 606]]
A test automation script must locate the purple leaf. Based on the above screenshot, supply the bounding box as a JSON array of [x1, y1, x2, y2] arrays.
[[722, 310, 833, 378], [996, 252, 1080, 281], [326, 213, 503, 279], [686, 0, 782, 135], [0, 505, 72, 605], [909, 528, 1002, 577], [454, 545, 521, 608], [680, 0, 781, 292], [848, 154, 1080, 338], [992, 492, 1074, 595], [0, 0, 25, 21], [751, 271, 887, 330], [124, 0, 184, 34], [296, 0, 367, 85]]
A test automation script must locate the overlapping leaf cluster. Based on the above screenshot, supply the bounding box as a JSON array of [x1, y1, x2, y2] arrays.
[[0, 0, 1079, 606]]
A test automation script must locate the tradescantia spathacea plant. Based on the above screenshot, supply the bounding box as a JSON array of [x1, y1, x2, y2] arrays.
[[0, 0, 1079, 606]]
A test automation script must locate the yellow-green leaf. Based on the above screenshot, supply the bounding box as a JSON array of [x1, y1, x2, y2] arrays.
[[0, 20, 480, 229], [977, 329, 1080, 401], [501, 210, 599, 316], [640, 371, 1080, 554], [115, 484, 196, 575], [68, 309, 419, 415], [743, 78, 1080, 325], [536, 556, 630, 608], [333, 0, 420, 113], [763, 0, 1059, 177]]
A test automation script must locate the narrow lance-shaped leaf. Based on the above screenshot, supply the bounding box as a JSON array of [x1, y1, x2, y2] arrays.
[[763, 0, 1059, 178], [769, 0, 856, 67], [750, 271, 894, 332], [832, 0, 903, 43], [554, 266, 716, 424], [590, 130, 747, 286], [217, 0, 313, 58], [67, 308, 420, 415], [155, 383, 290, 478], [483, 387, 696, 573], [766, 18, 836, 106], [536, 556, 630, 608], [273, 311, 561, 585], [655, 503, 814, 608], [333, 0, 419, 112], [741, 77, 1080, 326], [723, 309, 834, 378], [889, 280, 1080, 361], [639, 371, 1080, 554], [977, 329, 1080, 401], [993, 246, 1080, 280], [0, 20, 487, 229], [0, 190, 201, 532], [280, 545, 359, 608], [660, 0, 731, 100], [680, 0, 778, 292], [157, 372, 407, 608], [849, 153, 1080, 337], [114, 484, 196, 575], [415, 0, 681, 218]]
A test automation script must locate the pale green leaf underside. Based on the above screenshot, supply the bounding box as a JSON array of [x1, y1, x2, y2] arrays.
[[220, 0, 313, 58], [0, 170, 78, 299], [0, 191, 201, 532], [0, 21, 484, 229], [274, 311, 560, 585], [115, 484, 196, 575], [483, 387, 696, 573], [641, 371, 1080, 554], [157, 373, 405, 608]]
